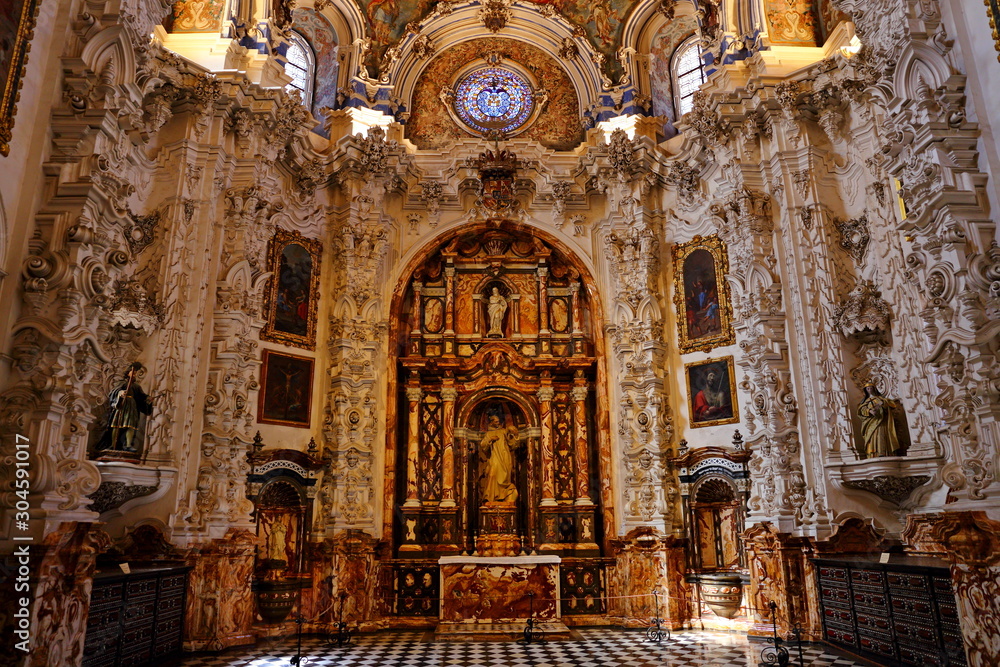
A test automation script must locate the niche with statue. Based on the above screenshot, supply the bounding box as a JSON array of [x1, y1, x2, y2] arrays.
[[671, 440, 750, 621], [247, 437, 326, 625]]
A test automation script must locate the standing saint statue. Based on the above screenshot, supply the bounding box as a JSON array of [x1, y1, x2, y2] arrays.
[[858, 383, 901, 458], [479, 413, 519, 503], [486, 287, 507, 337], [96, 362, 152, 454], [267, 520, 288, 563]]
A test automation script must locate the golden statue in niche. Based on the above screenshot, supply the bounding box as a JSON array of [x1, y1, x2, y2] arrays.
[[858, 383, 902, 458], [480, 411, 519, 503]]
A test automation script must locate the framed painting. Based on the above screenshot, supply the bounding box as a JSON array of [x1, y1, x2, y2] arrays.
[[672, 235, 735, 354], [258, 349, 314, 428], [0, 0, 42, 156], [262, 229, 322, 349], [685, 356, 739, 428]]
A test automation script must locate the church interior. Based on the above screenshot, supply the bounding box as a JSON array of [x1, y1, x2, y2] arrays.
[[0, 0, 998, 665]]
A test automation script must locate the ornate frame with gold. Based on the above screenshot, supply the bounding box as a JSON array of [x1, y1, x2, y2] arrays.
[[0, 0, 42, 156], [988, 0, 1000, 61], [262, 229, 322, 350], [685, 356, 739, 428], [672, 235, 734, 354]]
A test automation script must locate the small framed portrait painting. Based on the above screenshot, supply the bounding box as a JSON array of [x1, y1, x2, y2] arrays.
[[258, 349, 314, 428], [262, 229, 322, 350], [672, 235, 735, 354], [685, 356, 739, 428]]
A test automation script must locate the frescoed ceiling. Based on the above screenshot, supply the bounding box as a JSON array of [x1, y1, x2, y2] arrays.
[[354, 0, 645, 80]]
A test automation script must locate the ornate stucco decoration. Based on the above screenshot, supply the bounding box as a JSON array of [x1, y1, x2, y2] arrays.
[[833, 280, 891, 341], [834, 213, 870, 265], [470, 146, 522, 217], [479, 0, 513, 33], [842, 475, 931, 505]]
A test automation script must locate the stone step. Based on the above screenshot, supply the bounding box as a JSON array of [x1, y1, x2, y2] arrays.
[[434, 621, 575, 642]]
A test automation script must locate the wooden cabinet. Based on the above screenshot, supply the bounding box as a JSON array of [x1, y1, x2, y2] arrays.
[[83, 565, 190, 667], [815, 557, 965, 666]]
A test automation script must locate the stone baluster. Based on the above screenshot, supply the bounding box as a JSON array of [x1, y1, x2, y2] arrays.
[[403, 384, 423, 508], [571, 373, 592, 506], [537, 382, 556, 506]]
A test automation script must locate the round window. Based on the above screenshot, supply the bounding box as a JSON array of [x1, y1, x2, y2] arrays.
[[453, 67, 536, 136]]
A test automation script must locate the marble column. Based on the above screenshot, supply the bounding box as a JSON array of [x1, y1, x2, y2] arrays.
[[404, 385, 423, 508], [571, 374, 592, 506], [537, 267, 550, 333], [443, 266, 455, 355], [570, 281, 584, 355], [440, 382, 458, 508], [409, 281, 423, 356], [537, 383, 556, 506], [537, 266, 550, 355]]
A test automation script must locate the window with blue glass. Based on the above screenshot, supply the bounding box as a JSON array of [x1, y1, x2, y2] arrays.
[[454, 67, 535, 135]]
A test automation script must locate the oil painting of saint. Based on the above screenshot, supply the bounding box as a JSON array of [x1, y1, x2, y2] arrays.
[[275, 243, 312, 336], [685, 357, 739, 428], [258, 349, 314, 427], [263, 230, 322, 349], [673, 236, 734, 353]]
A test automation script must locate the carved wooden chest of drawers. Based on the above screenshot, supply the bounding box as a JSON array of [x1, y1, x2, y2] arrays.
[[83, 564, 190, 667], [815, 557, 966, 666]]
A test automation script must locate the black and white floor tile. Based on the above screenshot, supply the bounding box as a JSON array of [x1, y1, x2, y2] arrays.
[[174, 629, 875, 667]]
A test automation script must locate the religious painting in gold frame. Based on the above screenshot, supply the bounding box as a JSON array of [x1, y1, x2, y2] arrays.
[[988, 0, 1000, 61], [672, 235, 734, 354], [0, 0, 41, 156], [685, 356, 739, 428], [258, 349, 314, 428], [262, 229, 322, 350]]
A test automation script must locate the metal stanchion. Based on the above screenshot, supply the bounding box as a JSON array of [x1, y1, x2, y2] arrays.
[[759, 601, 790, 666]]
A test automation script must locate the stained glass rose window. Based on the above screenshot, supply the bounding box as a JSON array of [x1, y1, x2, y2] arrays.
[[453, 67, 536, 135]]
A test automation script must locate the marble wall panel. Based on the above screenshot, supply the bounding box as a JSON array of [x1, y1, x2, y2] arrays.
[[607, 530, 687, 628], [926, 511, 1000, 667], [184, 530, 256, 651], [440, 562, 558, 622], [19, 523, 108, 667]]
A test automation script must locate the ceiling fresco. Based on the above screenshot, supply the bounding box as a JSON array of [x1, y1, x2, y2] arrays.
[[354, 0, 644, 80]]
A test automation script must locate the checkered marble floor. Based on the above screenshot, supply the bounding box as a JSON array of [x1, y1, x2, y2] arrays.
[[173, 629, 874, 667]]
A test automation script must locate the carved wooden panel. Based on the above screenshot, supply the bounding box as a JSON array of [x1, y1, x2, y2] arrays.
[[83, 565, 189, 667], [561, 561, 607, 615], [815, 558, 967, 666], [392, 562, 440, 617]]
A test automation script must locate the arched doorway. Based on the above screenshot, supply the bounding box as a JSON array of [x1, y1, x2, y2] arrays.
[[385, 223, 609, 563]]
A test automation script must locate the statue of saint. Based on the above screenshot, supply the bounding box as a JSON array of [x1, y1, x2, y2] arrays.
[[267, 520, 288, 562], [858, 384, 901, 458], [479, 413, 519, 504], [486, 287, 507, 337], [96, 362, 152, 454]]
